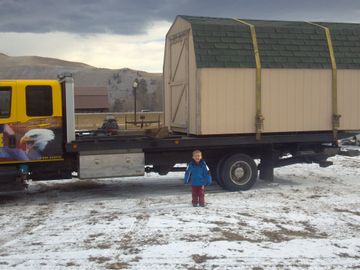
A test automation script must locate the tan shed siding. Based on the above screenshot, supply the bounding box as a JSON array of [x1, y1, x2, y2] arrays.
[[164, 34, 171, 128], [262, 69, 332, 132], [338, 70, 360, 130], [199, 68, 336, 135], [167, 16, 191, 34], [199, 68, 256, 134], [188, 29, 198, 134], [163, 17, 191, 131]]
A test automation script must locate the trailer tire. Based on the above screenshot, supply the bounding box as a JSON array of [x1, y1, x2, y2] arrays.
[[221, 154, 257, 191], [207, 163, 217, 186], [153, 165, 172, 176], [215, 156, 228, 187]]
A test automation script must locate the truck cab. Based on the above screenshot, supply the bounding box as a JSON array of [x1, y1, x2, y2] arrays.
[[0, 76, 76, 189], [0, 80, 64, 163]]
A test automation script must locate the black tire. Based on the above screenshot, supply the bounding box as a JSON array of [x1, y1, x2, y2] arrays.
[[206, 163, 217, 186], [0, 177, 26, 192], [221, 154, 257, 191], [215, 156, 228, 187], [153, 165, 174, 176]]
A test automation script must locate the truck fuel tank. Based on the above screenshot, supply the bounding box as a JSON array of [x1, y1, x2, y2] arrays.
[[79, 149, 144, 179]]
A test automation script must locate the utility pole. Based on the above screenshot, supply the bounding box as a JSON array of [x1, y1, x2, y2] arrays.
[[133, 78, 139, 125]]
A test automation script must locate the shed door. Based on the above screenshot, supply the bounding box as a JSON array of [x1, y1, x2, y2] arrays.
[[169, 32, 189, 131]]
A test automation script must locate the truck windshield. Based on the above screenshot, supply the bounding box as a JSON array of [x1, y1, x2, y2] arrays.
[[0, 87, 11, 118]]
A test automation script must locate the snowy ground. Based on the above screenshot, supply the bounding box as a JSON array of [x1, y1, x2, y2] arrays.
[[0, 151, 359, 269]]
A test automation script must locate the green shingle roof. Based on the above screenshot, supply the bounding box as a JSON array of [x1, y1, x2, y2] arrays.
[[179, 15, 360, 69]]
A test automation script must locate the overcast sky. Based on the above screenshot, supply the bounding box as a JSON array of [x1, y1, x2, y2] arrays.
[[1, 0, 360, 72]]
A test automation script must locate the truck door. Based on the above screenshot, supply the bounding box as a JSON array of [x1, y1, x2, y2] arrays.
[[0, 81, 64, 164], [0, 82, 20, 162]]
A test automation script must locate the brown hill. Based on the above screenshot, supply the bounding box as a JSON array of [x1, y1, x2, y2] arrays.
[[0, 53, 163, 111], [0, 53, 93, 69]]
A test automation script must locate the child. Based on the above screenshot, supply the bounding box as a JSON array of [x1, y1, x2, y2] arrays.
[[184, 150, 212, 207]]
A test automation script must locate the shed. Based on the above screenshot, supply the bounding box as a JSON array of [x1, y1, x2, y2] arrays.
[[163, 16, 360, 136], [74, 86, 109, 113]]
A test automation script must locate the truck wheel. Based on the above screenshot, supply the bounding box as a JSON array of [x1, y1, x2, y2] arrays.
[[221, 154, 257, 191], [207, 163, 217, 186], [215, 156, 227, 187], [152, 165, 173, 175], [0, 178, 26, 192]]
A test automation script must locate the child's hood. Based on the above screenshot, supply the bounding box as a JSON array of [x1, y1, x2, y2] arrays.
[[189, 159, 206, 167]]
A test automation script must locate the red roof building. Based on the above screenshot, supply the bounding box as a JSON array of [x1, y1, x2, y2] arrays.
[[74, 86, 109, 112]]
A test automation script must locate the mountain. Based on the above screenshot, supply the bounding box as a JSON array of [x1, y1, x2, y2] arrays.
[[0, 53, 163, 111]]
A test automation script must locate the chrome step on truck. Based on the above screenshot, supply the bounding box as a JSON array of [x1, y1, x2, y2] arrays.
[[79, 149, 144, 179]]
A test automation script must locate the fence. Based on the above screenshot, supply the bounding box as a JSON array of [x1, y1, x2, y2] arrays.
[[75, 112, 164, 130]]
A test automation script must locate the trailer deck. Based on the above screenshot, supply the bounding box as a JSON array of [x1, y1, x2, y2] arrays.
[[67, 131, 353, 152]]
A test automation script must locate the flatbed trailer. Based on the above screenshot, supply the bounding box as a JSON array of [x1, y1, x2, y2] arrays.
[[0, 76, 358, 192], [64, 128, 349, 191]]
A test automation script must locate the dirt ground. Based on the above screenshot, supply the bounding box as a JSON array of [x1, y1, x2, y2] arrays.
[[0, 153, 359, 269]]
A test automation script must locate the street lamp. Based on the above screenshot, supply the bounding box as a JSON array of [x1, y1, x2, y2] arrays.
[[133, 78, 139, 125]]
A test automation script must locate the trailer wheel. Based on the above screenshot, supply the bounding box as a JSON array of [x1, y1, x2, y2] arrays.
[[214, 156, 228, 187], [207, 163, 217, 186], [153, 165, 172, 175], [221, 154, 257, 191], [208, 159, 225, 187]]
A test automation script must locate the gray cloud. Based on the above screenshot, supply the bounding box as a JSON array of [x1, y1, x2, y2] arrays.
[[0, 0, 360, 35]]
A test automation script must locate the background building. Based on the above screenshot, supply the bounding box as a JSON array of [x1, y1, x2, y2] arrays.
[[74, 86, 109, 113]]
